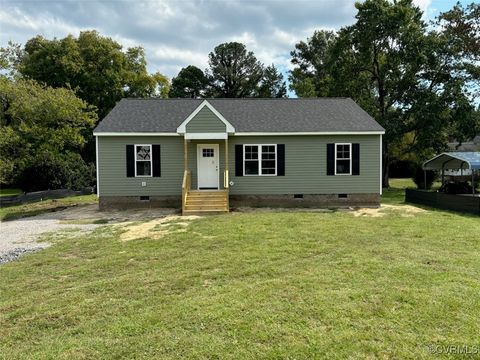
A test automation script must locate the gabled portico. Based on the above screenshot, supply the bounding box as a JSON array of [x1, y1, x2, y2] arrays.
[[177, 100, 235, 214]]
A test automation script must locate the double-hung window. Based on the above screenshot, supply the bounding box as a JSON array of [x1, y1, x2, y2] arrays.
[[244, 144, 277, 176], [335, 143, 351, 175], [135, 144, 152, 177]]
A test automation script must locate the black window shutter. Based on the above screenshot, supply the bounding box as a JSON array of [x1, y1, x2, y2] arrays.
[[152, 144, 161, 177], [126, 144, 135, 177], [235, 144, 243, 176], [277, 144, 285, 176], [352, 143, 360, 175], [326, 143, 335, 176]]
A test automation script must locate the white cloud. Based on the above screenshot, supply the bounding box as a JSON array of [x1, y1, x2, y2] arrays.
[[0, 0, 435, 84], [413, 0, 432, 13]]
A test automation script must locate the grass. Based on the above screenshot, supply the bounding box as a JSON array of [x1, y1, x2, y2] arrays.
[[0, 194, 97, 221], [1, 180, 479, 359], [381, 178, 443, 206], [0, 187, 22, 197], [381, 178, 415, 205]]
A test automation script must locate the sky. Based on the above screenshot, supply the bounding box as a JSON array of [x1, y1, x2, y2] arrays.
[[0, 0, 471, 89]]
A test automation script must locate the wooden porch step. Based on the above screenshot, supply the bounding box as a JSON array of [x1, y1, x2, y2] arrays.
[[187, 194, 227, 199], [187, 192, 228, 197], [186, 200, 227, 205], [185, 204, 228, 210], [182, 189, 229, 215], [183, 210, 228, 215]]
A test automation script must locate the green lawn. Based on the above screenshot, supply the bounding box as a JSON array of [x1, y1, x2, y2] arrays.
[[0, 194, 97, 221], [1, 181, 479, 359]]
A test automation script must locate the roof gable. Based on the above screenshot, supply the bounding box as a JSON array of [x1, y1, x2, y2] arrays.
[[177, 100, 235, 133]]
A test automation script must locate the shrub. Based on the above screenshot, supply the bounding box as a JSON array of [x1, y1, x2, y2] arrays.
[[412, 165, 437, 190], [16, 151, 95, 192]]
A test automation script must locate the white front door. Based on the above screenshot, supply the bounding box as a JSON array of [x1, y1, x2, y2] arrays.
[[197, 144, 219, 189]]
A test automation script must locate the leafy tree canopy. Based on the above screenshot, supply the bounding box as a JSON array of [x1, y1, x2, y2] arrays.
[[257, 64, 287, 98], [289, 0, 480, 186], [1, 31, 170, 119], [169, 65, 209, 98], [0, 77, 97, 188], [207, 42, 264, 98]]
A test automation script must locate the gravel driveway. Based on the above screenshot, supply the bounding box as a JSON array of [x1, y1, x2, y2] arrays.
[[0, 204, 177, 264]]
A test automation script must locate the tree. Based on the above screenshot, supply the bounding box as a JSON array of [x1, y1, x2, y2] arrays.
[[169, 65, 208, 98], [0, 77, 97, 189], [2, 31, 169, 119], [257, 64, 287, 98], [207, 42, 263, 97], [289, 30, 337, 97], [289, 0, 480, 187]]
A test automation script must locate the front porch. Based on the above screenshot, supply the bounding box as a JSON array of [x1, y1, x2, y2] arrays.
[[181, 137, 230, 215]]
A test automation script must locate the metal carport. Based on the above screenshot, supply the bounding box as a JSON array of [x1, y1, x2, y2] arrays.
[[423, 152, 480, 194]]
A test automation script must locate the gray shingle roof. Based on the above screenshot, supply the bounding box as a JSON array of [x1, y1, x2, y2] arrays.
[[93, 98, 384, 133]]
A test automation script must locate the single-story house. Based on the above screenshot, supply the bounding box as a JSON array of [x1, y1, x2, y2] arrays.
[[93, 98, 385, 214]]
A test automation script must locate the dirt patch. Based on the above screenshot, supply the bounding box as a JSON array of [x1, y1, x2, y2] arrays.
[[352, 204, 426, 218], [117, 215, 200, 241]]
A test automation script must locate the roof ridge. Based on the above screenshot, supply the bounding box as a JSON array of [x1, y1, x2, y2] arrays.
[[120, 97, 352, 101]]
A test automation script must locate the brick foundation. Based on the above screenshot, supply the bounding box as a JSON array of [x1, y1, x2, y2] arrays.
[[99, 193, 380, 210], [99, 196, 181, 210], [229, 193, 380, 208]]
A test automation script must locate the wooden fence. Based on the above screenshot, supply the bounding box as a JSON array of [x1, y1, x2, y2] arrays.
[[0, 188, 94, 207], [405, 189, 480, 215]]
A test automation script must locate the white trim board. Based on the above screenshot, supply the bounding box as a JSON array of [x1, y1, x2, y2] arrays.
[[94, 132, 179, 136], [380, 134, 383, 195], [177, 100, 235, 133], [185, 133, 228, 140], [94, 131, 385, 136], [95, 136, 100, 197], [234, 131, 385, 136]]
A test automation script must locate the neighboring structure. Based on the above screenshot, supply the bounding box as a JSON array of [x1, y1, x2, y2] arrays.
[[446, 135, 480, 176], [423, 152, 480, 192], [93, 98, 385, 214], [448, 134, 480, 152], [405, 152, 480, 215]]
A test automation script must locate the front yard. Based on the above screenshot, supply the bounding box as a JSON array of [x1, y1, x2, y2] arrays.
[[0, 180, 479, 359]]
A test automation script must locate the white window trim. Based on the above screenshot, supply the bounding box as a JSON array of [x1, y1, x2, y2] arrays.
[[134, 144, 153, 178], [334, 143, 352, 176], [243, 144, 277, 176]]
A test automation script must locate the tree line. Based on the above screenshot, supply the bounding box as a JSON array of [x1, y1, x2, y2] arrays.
[[1, 0, 478, 191]]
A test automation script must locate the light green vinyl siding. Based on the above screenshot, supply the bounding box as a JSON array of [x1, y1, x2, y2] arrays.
[[185, 106, 226, 133], [97, 134, 381, 197], [228, 135, 381, 195], [97, 136, 184, 196]]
